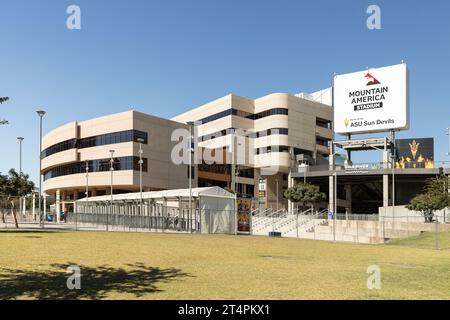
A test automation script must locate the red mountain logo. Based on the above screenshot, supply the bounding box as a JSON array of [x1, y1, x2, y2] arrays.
[[365, 73, 381, 86]]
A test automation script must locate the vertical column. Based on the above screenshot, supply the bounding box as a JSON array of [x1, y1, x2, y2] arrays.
[[162, 197, 167, 231], [22, 197, 26, 216], [344, 185, 352, 214], [60, 191, 67, 223], [383, 139, 389, 211], [288, 146, 294, 213], [231, 135, 236, 193], [32, 193, 36, 220], [56, 189, 61, 223], [328, 143, 335, 213], [43, 194, 47, 222], [329, 175, 334, 214], [73, 191, 78, 215]]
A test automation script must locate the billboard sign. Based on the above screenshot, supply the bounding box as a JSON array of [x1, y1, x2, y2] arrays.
[[395, 138, 434, 169], [334, 63, 409, 134]]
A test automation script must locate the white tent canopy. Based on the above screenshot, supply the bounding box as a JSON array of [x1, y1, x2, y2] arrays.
[[75, 186, 236, 234], [77, 186, 234, 202]]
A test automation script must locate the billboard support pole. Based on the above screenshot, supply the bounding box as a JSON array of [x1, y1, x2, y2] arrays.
[[390, 130, 396, 225], [346, 134, 352, 163]]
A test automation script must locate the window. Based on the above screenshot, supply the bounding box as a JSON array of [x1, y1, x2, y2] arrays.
[[43, 156, 147, 181], [316, 137, 330, 147], [41, 130, 148, 159], [187, 166, 195, 180], [248, 108, 288, 120], [200, 127, 288, 142], [195, 108, 288, 125], [316, 118, 332, 129], [256, 145, 292, 155]]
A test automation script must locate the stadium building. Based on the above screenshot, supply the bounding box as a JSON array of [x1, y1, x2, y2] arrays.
[[41, 91, 333, 213]]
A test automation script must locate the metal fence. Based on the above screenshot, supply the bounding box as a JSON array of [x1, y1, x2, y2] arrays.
[[0, 196, 37, 226], [1, 200, 236, 235], [251, 210, 450, 250], [67, 207, 201, 233], [2, 197, 449, 250]]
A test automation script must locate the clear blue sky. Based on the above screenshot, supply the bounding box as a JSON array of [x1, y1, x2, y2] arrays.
[[1, 0, 449, 184]]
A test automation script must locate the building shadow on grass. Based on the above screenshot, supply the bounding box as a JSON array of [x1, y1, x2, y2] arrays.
[[0, 263, 192, 300]]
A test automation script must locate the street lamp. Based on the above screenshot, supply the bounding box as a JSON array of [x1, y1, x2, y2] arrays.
[[446, 128, 450, 158], [17, 137, 24, 174], [137, 138, 145, 217], [187, 121, 194, 233], [328, 148, 340, 242], [275, 178, 279, 211], [17, 137, 24, 217], [85, 160, 89, 202], [36, 110, 46, 228], [79, 159, 89, 232], [108, 150, 115, 232]]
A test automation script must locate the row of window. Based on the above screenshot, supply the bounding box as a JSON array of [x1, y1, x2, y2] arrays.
[[41, 130, 148, 159], [200, 128, 237, 142], [255, 146, 316, 156], [197, 108, 289, 125], [248, 128, 289, 139], [43, 156, 148, 181], [200, 127, 288, 142], [256, 145, 291, 155], [197, 164, 255, 179], [250, 108, 288, 120]]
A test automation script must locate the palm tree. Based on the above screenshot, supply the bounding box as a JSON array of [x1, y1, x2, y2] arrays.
[[0, 96, 10, 125]]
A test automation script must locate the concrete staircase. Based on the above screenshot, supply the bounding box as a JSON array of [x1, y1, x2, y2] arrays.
[[251, 209, 328, 238]]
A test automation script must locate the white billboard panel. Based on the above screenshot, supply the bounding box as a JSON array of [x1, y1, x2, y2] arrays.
[[334, 63, 409, 134]]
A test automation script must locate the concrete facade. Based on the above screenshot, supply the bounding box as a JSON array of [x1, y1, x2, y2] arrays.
[[42, 111, 196, 213], [172, 93, 333, 209]]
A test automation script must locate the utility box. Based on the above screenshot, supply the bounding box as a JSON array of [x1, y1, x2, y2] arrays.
[[269, 231, 282, 237]]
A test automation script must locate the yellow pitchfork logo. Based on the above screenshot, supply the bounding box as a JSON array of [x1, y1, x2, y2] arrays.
[[344, 118, 350, 129], [409, 140, 420, 159]]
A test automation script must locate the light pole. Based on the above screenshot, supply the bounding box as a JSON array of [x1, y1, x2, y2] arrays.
[[187, 122, 194, 233], [445, 128, 450, 223], [17, 137, 24, 217], [17, 137, 24, 174], [36, 110, 46, 228], [85, 160, 89, 202], [275, 179, 279, 211], [447, 127, 450, 160], [389, 131, 396, 222], [329, 148, 339, 242], [82, 159, 89, 231], [137, 138, 144, 217], [108, 150, 115, 232], [333, 170, 337, 242]]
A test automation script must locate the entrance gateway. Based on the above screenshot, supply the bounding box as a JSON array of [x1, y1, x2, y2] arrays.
[[328, 136, 395, 216]]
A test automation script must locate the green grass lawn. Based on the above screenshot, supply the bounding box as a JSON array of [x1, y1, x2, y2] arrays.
[[387, 230, 450, 250], [0, 229, 449, 300]]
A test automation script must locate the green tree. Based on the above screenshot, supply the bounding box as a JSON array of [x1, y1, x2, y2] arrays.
[[0, 169, 35, 228], [406, 177, 450, 223], [0, 96, 10, 125], [0, 173, 7, 223], [284, 182, 326, 212]]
